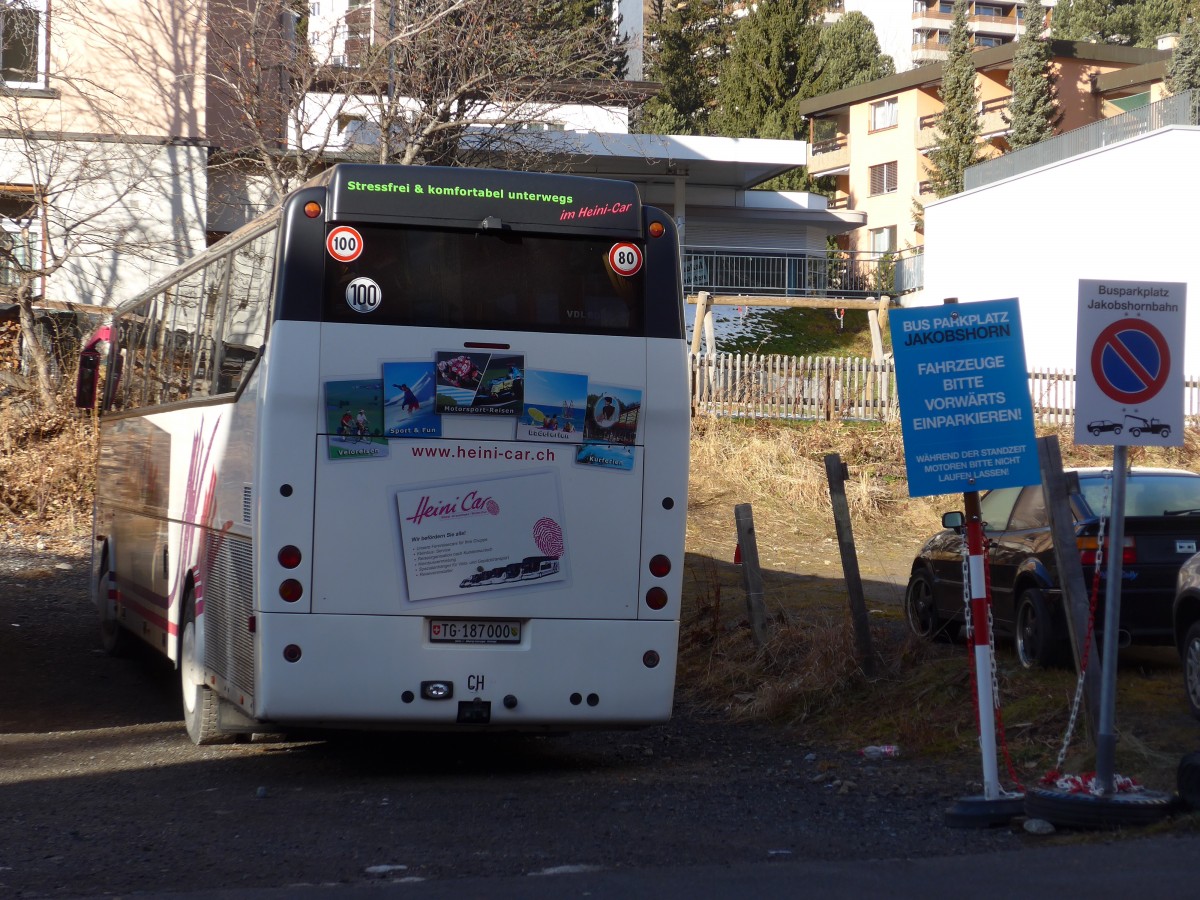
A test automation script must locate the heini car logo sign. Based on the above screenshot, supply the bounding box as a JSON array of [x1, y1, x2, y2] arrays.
[[345, 277, 381, 314]]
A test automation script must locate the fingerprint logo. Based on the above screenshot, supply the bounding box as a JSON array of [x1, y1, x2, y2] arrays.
[[532, 517, 564, 557], [485, 498, 500, 515]]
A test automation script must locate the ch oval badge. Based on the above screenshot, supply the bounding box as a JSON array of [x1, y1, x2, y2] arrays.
[[345, 277, 382, 314]]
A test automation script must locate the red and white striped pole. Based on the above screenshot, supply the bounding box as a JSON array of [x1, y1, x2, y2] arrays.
[[964, 492, 1001, 801]]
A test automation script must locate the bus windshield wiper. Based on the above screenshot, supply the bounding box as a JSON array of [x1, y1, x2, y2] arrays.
[[1163, 508, 1200, 515]]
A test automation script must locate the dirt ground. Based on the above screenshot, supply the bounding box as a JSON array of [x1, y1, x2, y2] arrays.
[[0, 506, 1194, 897]]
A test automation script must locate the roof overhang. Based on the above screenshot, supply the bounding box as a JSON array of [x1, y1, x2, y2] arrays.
[[512, 131, 808, 191], [795, 41, 1170, 118]]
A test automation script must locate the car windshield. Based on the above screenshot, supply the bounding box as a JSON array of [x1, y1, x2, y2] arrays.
[[1079, 473, 1200, 517]]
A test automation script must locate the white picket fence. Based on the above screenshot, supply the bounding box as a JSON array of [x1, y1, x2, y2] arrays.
[[690, 353, 1200, 426]]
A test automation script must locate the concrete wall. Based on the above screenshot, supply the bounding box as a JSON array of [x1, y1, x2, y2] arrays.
[[921, 126, 1199, 373]]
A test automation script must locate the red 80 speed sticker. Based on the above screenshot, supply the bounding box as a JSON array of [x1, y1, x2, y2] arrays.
[[327, 226, 364, 263], [607, 242, 643, 277]]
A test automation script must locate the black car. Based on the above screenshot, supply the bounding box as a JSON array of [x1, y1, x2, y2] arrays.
[[1171, 553, 1200, 720], [905, 468, 1200, 668]]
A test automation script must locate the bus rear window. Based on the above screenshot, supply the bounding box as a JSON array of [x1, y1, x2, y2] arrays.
[[322, 225, 645, 336]]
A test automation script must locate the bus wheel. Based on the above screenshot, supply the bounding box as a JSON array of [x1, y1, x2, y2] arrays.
[[98, 555, 133, 657], [181, 593, 233, 745]]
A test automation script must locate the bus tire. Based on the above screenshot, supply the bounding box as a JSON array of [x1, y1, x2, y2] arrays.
[[181, 592, 233, 745], [98, 553, 133, 657]]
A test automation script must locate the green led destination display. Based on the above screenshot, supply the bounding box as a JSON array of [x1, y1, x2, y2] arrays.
[[329, 164, 641, 235]]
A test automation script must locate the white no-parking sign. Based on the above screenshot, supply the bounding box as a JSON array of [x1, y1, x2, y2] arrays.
[[1075, 279, 1186, 447]]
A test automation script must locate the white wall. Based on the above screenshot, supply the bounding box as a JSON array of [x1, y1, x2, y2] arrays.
[[0, 139, 207, 309], [922, 126, 1200, 374]]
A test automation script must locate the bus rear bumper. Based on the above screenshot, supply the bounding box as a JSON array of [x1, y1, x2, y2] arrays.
[[253, 613, 680, 729]]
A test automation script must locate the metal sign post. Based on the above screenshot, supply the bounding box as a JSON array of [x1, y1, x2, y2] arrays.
[[1095, 447, 1127, 795], [1024, 278, 1182, 826], [890, 296, 1035, 827]]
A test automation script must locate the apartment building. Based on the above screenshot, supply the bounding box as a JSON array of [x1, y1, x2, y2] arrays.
[[823, 1, 1056, 72], [911, 1, 1055, 65], [1, 1, 210, 312], [795, 40, 1168, 259]]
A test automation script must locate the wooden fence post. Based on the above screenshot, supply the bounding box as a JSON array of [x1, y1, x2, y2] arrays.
[[1038, 435, 1101, 747], [824, 454, 876, 676], [734, 503, 769, 647]]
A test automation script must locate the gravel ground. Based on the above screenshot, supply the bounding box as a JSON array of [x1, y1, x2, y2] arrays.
[[0, 527, 1110, 898]]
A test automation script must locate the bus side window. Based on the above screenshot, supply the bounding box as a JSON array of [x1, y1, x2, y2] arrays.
[[222, 229, 275, 393]]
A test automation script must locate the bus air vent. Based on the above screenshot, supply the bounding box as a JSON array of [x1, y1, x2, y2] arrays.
[[242, 485, 253, 524]]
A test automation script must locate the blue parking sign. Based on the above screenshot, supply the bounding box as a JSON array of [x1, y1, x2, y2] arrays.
[[890, 299, 1039, 497]]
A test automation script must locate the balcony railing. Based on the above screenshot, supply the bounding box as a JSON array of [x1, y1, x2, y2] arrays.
[[965, 90, 1198, 190], [683, 247, 924, 299]]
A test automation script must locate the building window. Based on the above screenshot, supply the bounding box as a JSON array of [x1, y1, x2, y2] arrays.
[[870, 226, 896, 258], [975, 4, 1003, 18], [870, 98, 898, 132], [1, 0, 46, 87], [975, 34, 1004, 48], [0, 188, 40, 289], [869, 162, 898, 196]]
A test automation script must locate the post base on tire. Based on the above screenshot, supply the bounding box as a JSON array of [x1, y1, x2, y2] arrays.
[[1024, 786, 1173, 828], [944, 794, 1025, 828]]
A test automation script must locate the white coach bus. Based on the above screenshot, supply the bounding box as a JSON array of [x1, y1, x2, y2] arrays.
[[77, 164, 690, 744]]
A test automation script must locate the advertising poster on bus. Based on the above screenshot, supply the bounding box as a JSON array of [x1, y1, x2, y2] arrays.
[[382, 361, 441, 438], [517, 370, 587, 443], [435, 351, 525, 416], [575, 384, 641, 472], [395, 470, 568, 602], [323, 379, 388, 460]]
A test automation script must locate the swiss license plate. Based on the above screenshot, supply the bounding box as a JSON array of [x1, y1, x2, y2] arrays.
[[429, 619, 522, 645]]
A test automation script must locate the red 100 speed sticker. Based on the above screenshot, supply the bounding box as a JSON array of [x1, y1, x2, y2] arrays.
[[608, 242, 643, 277], [327, 226, 363, 263]]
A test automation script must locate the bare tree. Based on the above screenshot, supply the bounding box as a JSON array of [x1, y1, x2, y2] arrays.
[[1, 2, 204, 409], [205, 0, 642, 205]]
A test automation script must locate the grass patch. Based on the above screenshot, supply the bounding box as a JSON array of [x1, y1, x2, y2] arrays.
[[683, 416, 1200, 791]]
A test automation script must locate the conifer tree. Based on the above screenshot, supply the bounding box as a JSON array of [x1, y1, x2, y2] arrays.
[[1167, 19, 1200, 120], [928, 0, 981, 197], [640, 1, 733, 134], [1006, 0, 1058, 148], [812, 11, 895, 95], [710, 0, 821, 140]]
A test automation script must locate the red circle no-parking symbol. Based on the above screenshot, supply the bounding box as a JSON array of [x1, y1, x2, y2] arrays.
[[1090, 317, 1171, 405]]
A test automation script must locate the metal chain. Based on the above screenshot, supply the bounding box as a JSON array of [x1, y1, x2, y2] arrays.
[[1052, 473, 1110, 776]]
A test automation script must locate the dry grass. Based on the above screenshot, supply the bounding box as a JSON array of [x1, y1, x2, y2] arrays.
[[2, 391, 1197, 787], [0, 388, 97, 535], [680, 415, 1200, 788]]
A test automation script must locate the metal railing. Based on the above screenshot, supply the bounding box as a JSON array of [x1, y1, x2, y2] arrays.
[[965, 90, 1198, 190], [682, 246, 924, 299]]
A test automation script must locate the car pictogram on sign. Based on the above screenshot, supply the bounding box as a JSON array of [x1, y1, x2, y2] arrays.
[[1123, 415, 1172, 438]]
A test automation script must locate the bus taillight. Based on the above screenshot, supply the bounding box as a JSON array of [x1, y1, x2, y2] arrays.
[[283, 644, 303, 662], [303, 201, 321, 218], [279, 579, 303, 602], [649, 555, 671, 577], [648, 221, 665, 238], [646, 587, 668, 610], [643, 651, 660, 668], [278, 545, 302, 568]]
